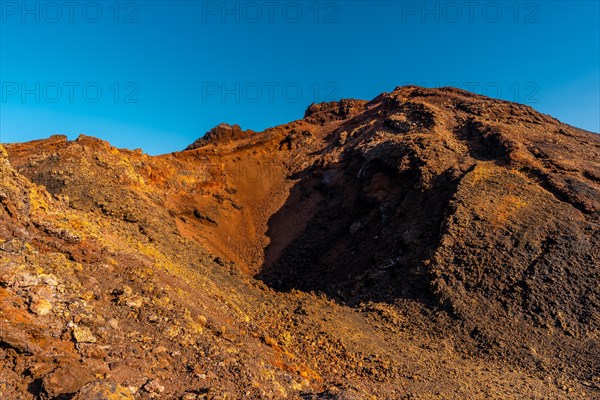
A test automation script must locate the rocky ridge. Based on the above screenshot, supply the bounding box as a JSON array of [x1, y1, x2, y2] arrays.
[[0, 86, 599, 399]]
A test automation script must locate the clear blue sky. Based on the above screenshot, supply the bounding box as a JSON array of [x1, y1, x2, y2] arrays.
[[1, 0, 598, 155]]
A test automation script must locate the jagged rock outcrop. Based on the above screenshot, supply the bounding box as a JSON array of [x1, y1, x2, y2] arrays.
[[303, 98, 368, 124], [185, 123, 253, 150]]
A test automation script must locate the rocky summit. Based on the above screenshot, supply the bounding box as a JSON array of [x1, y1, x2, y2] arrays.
[[0, 86, 598, 399]]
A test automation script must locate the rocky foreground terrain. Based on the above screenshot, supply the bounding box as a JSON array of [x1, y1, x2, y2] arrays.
[[0, 86, 598, 399]]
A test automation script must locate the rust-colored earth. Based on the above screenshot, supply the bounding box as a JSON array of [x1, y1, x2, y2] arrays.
[[0, 86, 598, 399]]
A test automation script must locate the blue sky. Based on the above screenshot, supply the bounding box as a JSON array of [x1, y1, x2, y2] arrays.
[[1, 0, 598, 155]]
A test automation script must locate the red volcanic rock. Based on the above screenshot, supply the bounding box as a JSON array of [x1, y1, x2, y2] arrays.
[[1, 86, 598, 399], [185, 123, 253, 150], [303, 98, 368, 124]]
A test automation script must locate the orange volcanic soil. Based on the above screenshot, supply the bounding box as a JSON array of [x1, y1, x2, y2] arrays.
[[1, 86, 599, 399]]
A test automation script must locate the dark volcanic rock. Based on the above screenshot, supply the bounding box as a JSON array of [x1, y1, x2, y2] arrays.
[[304, 99, 368, 124], [185, 123, 252, 150], [2, 86, 599, 399]]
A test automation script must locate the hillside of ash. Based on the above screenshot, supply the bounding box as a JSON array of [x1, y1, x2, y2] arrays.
[[1, 86, 599, 399]]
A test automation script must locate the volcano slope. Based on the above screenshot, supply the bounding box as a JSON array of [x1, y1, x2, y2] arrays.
[[0, 86, 598, 399]]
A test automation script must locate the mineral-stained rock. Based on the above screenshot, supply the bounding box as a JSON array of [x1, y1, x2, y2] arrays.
[[28, 296, 52, 316], [28, 285, 54, 316], [0, 321, 42, 355], [72, 325, 97, 343], [142, 379, 165, 398], [72, 381, 135, 400], [42, 365, 95, 398], [1, 85, 598, 399], [124, 295, 143, 309]]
